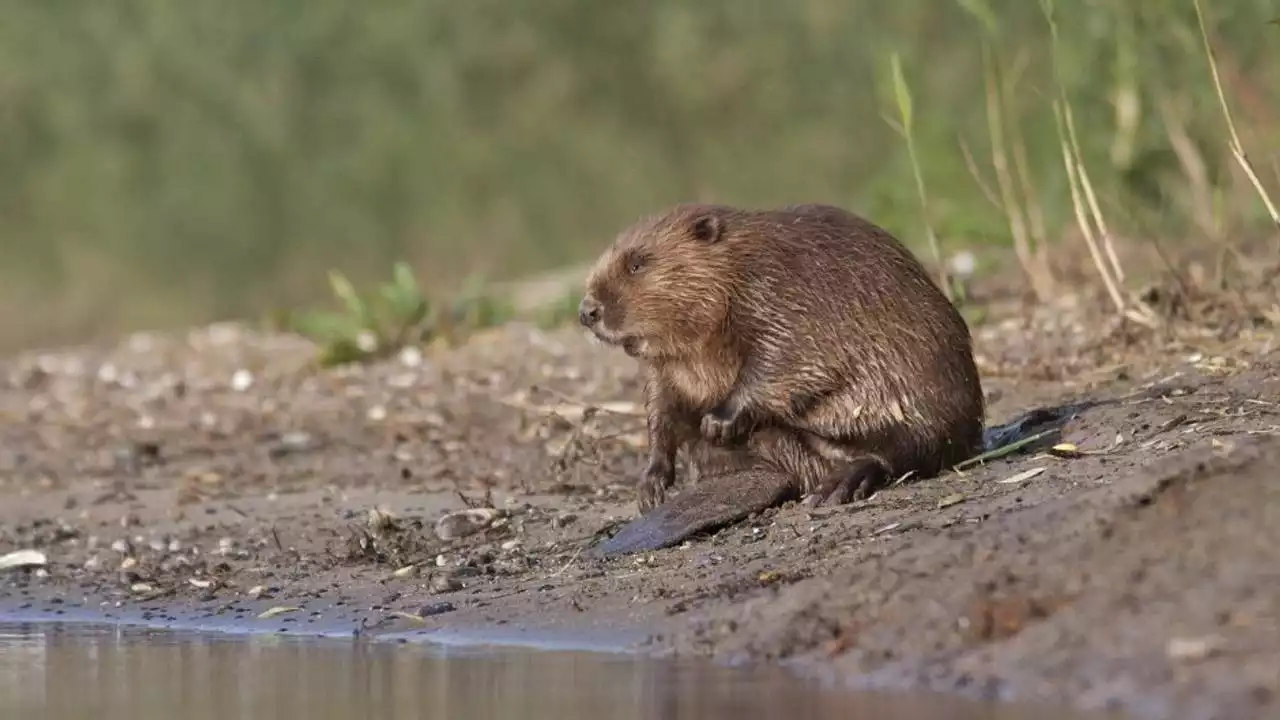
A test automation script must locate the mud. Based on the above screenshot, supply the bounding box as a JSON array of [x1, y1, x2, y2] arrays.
[[1, 274, 1277, 720]]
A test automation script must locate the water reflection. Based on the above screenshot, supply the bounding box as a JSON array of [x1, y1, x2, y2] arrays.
[[0, 622, 1090, 720]]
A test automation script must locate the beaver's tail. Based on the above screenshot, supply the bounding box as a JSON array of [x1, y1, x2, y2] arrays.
[[590, 469, 798, 558]]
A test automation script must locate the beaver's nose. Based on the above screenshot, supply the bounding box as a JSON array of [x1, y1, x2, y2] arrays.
[[578, 296, 603, 327]]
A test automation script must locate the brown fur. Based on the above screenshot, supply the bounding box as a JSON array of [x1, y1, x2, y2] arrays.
[[579, 202, 985, 552]]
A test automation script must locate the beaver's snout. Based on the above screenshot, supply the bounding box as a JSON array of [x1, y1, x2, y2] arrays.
[[578, 295, 603, 327]]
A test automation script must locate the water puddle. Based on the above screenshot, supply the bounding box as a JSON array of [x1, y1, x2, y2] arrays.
[[0, 619, 1119, 720]]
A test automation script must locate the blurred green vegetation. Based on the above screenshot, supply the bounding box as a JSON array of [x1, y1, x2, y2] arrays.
[[0, 0, 1276, 351]]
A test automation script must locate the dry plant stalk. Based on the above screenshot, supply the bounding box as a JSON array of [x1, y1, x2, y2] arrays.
[[1053, 100, 1158, 328], [1158, 95, 1219, 241], [981, 45, 1055, 301], [1002, 49, 1054, 295], [887, 52, 952, 299], [1060, 102, 1127, 285], [959, 139, 1004, 211], [1040, 0, 1157, 328], [1193, 0, 1280, 241], [1053, 102, 1123, 313]]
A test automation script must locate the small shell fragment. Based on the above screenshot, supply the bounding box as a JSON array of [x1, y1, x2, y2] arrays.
[[0, 549, 47, 572]]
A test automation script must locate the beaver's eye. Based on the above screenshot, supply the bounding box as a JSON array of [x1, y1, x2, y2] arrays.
[[626, 254, 646, 275]]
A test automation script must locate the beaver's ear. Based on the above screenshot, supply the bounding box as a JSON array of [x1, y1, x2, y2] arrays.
[[689, 212, 725, 244]]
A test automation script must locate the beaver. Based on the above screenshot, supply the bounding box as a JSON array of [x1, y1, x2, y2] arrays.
[[577, 202, 985, 556]]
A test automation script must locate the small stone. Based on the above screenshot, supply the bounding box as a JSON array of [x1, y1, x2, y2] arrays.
[[429, 574, 462, 594], [230, 369, 254, 392], [277, 431, 316, 454], [83, 556, 103, 572], [119, 557, 139, 571], [419, 601, 455, 617], [398, 346, 423, 368], [247, 585, 267, 599], [1167, 636, 1222, 661], [500, 539, 521, 551], [96, 363, 119, 385], [110, 539, 131, 554]]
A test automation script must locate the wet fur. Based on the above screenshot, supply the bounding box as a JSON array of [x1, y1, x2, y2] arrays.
[[580, 202, 985, 556]]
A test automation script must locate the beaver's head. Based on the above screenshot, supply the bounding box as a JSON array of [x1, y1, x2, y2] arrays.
[[579, 203, 739, 361]]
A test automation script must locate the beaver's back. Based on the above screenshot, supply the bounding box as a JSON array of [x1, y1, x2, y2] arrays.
[[721, 204, 984, 474]]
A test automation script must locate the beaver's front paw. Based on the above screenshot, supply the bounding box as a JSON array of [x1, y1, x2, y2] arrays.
[[637, 460, 675, 512]]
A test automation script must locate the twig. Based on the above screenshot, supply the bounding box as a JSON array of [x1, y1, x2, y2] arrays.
[[526, 384, 646, 418], [548, 544, 585, 578]]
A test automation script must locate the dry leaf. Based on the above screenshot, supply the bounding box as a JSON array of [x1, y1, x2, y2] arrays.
[[1050, 443, 1083, 458]]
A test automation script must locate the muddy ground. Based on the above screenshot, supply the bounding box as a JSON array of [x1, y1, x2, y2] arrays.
[[1, 264, 1278, 720]]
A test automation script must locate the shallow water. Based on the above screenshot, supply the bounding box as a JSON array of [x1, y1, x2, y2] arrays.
[[0, 621, 1104, 720]]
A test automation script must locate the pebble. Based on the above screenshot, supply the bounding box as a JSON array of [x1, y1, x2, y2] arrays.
[[231, 369, 254, 392], [429, 574, 462, 594], [419, 601, 455, 617], [398, 346, 423, 368]]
